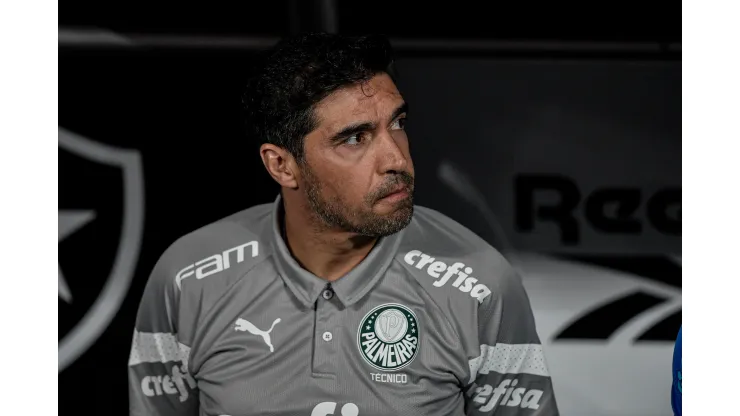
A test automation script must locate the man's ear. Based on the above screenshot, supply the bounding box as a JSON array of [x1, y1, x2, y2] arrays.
[[260, 143, 299, 189]]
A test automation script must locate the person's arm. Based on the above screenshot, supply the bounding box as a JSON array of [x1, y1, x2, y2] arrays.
[[671, 327, 682, 416], [464, 261, 559, 415], [128, 250, 199, 416]]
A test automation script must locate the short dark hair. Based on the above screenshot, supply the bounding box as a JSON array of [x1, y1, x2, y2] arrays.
[[241, 32, 397, 161]]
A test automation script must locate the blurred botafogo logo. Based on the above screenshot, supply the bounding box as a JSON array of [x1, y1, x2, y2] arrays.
[[58, 127, 144, 372]]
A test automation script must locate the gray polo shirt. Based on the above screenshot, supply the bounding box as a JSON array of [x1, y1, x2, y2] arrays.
[[128, 195, 559, 415]]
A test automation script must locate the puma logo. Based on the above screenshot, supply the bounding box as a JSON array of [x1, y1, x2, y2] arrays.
[[234, 317, 281, 352]]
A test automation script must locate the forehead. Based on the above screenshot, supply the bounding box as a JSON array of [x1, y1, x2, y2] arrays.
[[312, 73, 404, 131]]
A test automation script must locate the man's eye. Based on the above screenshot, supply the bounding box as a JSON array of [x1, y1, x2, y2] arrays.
[[344, 134, 363, 146], [391, 117, 407, 130]]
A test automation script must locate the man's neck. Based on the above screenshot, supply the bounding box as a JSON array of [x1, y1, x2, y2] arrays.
[[281, 196, 378, 282]]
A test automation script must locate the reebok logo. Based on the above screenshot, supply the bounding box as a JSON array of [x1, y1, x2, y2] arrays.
[[175, 241, 259, 289], [404, 250, 491, 303], [470, 379, 543, 412]]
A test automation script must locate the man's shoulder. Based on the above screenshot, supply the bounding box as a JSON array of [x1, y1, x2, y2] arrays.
[[396, 205, 515, 305], [154, 202, 275, 290], [407, 205, 492, 248]]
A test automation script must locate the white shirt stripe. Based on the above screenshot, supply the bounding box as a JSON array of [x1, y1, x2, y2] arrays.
[[128, 329, 191, 372], [468, 343, 549, 384]]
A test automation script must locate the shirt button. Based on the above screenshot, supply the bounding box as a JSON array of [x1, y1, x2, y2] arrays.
[[322, 289, 334, 300], [322, 331, 333, 342]]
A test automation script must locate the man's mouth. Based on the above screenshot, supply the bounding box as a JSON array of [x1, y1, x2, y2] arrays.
[[379, 185, 409, 202]]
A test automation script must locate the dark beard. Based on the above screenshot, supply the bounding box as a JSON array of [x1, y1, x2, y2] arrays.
[[302, 164, 414, 237]]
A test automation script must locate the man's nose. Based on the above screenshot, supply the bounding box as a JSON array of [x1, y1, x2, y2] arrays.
[[377, 133, 409, 173]]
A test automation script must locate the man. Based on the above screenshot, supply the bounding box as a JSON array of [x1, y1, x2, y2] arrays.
[[128, 33, 559, 416]]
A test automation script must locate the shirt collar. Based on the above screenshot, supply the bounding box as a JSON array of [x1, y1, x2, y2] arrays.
[[270, 194, 405, 308]]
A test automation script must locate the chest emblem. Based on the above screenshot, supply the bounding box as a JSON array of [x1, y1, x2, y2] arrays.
[[357, 304, 419, 371]]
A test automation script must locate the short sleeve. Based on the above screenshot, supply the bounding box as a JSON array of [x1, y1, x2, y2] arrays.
[[128, 249, 199, 416], [464, 259, 559, 415]]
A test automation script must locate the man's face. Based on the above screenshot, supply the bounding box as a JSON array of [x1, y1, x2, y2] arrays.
[[299, 73, 415, 237]]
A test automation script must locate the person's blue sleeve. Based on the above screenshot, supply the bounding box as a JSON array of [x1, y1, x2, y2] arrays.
[[671, 327, 682, 416]]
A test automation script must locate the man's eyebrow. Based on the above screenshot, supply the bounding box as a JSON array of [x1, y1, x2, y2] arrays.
[[330, 122, 376, 142], [390, 102, 409, 122]]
